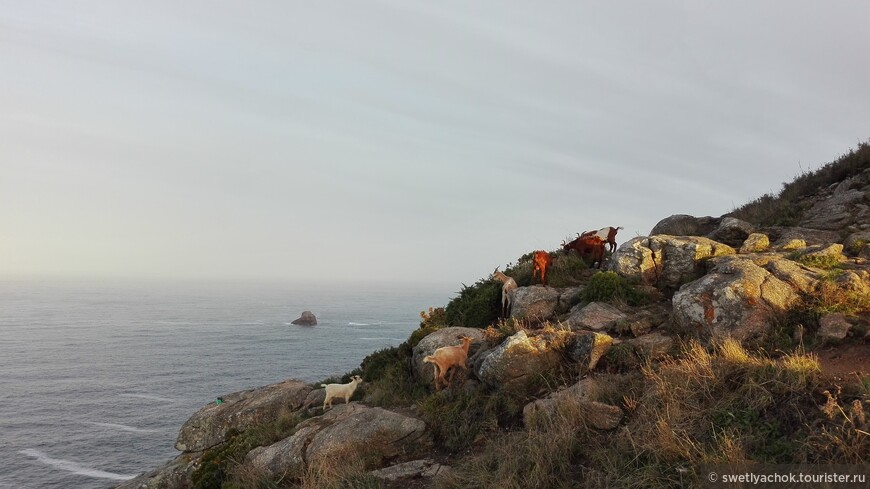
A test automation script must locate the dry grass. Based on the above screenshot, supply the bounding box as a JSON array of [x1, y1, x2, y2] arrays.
[[440, 338, 867, 488], [299, 443, 383, 489]]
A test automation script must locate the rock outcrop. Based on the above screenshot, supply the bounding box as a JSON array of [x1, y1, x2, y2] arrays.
[[610, 235, 735, 289], [672, 255, 799, 342], [175, 379, 312, 452], [291, 310, 317, 326], [476, 329, 570, 392], [650, 214, 720, 236], [246, 403, 431, 479], [510, 286, 561, 322]]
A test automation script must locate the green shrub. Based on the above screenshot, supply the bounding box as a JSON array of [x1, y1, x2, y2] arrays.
[[192, 412, 304, 489], [581, 271, 648, 306], [419, 389, 522, 453], [445, 279, 502, 328]]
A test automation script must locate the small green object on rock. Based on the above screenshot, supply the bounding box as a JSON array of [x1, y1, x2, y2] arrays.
[[215, 397, 223, 405]]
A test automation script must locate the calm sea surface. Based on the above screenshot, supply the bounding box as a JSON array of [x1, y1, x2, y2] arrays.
[[0, 278, 453, 489]]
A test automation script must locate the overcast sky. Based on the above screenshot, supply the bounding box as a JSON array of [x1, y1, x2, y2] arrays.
[[2, 0, 869, 285]]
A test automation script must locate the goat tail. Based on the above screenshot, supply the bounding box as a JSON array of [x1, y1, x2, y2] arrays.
[[423, 355, 434, 364]]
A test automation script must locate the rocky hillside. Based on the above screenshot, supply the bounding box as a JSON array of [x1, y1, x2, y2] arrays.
[[118, 146, 869, 489]]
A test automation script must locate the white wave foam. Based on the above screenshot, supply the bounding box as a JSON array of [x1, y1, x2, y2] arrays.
[[85, 421, 157, 433], [359, 337, 405, 341], [347, 322, 371, 326], [119, 393, 175, 403], [19, 449, 138, 481]]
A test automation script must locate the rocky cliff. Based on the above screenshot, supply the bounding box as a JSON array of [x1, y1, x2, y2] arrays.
[[118, 150, 870, 489]]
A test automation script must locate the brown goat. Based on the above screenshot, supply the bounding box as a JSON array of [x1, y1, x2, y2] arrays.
[[581, 226, 624, 253], [423, 336, 473, 391], [532, 250, 552, 286], [563, 234, 606, 269]]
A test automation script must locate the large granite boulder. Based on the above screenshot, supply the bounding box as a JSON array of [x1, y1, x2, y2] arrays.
[[739, 233, 771, 254], [801, 185, 869, 231], [510, 286, 561, 322], [611, 235, 735, 289], [246, 403, 431, 479], [175, 379, 312, 452], [844, 231, 870, 257], [706, 217, 756, 248], [768, 227, 841, 249], [411, 327, 486, 385], [672, 255, 799, 342], [566, 331, 613, 373], [565, 302, 626, 331], [114, 453, 201, 489], [650, 214, 721, 236], [476, 330, 571, 392], [522, 378, 623, 431]]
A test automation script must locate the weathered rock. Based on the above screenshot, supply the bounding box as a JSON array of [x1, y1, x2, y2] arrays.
[[844, 231, 870, 257], [817, 314, 852, 341], [476, 330, 570, 392], [305, 405, 431, 465], [611, 235, 735, 289], [510, 286, 561, 322], [247, 403, 431, 479], [739, 233, 770, 254], [412, 327, 486, 385], [291, 310, 317, 326], [672, 255, 799, 342], [609, 237, 659, 285], [650, 214, 720, 236], [836, 271, 870, 295], [557, 287, 583, 314], [627, 315, 654, 337], [114, 452, 201, 489], [625, 332, 675, 359], [522, 379, 622, 430], [567, 331, 613, 373], [175, 379, 312, 452], [779, 239, 807, 251], [368, 459, 447, 483], [769, 227, 841, 248], [763, 256, 823, 294], [584, 401, 624, 430], [796, 243, 845, 262], [707, 217, 756, 247], [246, 424, 319, 478], [565, 302, 626, 331], [801, 188, 868, 230]]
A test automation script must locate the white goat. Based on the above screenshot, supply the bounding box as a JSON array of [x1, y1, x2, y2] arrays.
[[321, 375, 363, 410], [423, 336, 473, 391], [491, 267, 518, 318]]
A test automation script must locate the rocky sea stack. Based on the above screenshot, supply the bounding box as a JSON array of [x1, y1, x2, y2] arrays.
[[118, 144, 870, 489], [290, 311, 317, 326]]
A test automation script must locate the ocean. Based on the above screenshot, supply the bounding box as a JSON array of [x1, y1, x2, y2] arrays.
[[0, 278, 453, 489]]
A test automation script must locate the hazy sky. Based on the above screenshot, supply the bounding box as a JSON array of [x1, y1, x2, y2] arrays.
[[2, 1, 869, 285]]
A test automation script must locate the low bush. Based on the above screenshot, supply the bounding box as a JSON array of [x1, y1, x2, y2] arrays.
[[581, 271, 648, 306], [419, 389, 522, 453], [445, 279, 502, 328], [192, 411, 304, 489]]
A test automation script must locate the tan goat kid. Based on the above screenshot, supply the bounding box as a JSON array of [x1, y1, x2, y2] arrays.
[[423, 336, 473, 391]]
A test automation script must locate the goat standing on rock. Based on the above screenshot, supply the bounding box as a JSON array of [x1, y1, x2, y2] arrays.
[[321, 375, 363, 410], [423, 336, 473, 391], [491, 267, 518, 317]]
